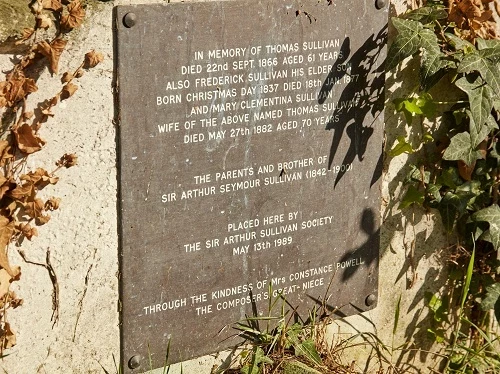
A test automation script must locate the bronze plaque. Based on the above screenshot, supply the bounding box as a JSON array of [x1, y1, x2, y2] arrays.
[[116, 0, 387, 371]]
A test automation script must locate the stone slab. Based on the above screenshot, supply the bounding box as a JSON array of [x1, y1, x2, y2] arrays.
[[116, 0, 387, 371]]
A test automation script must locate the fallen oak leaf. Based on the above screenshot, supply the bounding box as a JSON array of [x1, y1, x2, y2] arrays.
[[13, 123, 46, 154], [61, 0, 85, 30]]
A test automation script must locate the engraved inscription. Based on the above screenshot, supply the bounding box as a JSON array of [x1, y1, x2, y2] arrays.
[[118, 0, 386, 369]]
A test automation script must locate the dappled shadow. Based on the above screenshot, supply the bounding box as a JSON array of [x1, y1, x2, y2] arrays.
[[318, 26, 387, 187]]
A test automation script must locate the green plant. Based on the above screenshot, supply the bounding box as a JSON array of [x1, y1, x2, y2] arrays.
[[232, 288, 323, 374], [388, 0, 500, 371]]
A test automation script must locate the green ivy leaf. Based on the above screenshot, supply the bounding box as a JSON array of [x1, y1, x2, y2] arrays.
[[438, 191, 474, 232], [417, 28, 447, 90], [443, 132, 482, 166], [399, 185, 425, 209], [477, 39, 500, 51], [394, 94, 436, 124], [470, 205, 500, 250], [421, 49, 448, 90], [427, 183, 442, 203], [469, 113, 498, 149], [389, 136, 414, 157], [480, 283, 500, 323], [437, 167, 462, 189], [387, 18, 426, 71], [445, 33, 474, 52], [416, 92, 436, 117], [406, 164, 430, 184], [458, 49, 500, 94], [404, 6, 447, 24], [455, 75, 493, 136]]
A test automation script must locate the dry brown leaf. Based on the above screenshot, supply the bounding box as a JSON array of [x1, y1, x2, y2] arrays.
[[23, 78, 38, 95], [0, 141, 13, 167], [0, 217, 17, 277], [0, 97, 6, 108], [61, 71, 73, 83], [36, 14, 53, 29], [4, 74, 32, 107], [8, 182, 33, 202], [61, 82, 78, 100], [75, 69, 84, 78], [8, 293, 23, 309], [45, 197, 61, 211], [0, 269, 12, 300], [458, 160, 475, 181], [36, 39, 67, 74], [1, 322, 16, 349], [0, 177, 14, 201], [42, 0, 63, 11], [31, 0, 43, 13], [458, 0, 482, 19], [18, 223, 38, 241], [20, 168, 59, 188], [84, 50, 104, 68], [61, 0, 85, 30], [20, 168, 59, 187], [0, 202, 17, 219], [24, 198, 50, 225], [15, 28, 35, 45], [56, 153, 77, 168], [13, 124, 45, 155]]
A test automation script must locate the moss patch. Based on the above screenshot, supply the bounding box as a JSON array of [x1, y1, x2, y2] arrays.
[[0, 0, 34, 53]]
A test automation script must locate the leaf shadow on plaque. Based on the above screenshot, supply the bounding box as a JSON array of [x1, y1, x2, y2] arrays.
[[317, 26, 387, 188], [337, 208, 380, 282]]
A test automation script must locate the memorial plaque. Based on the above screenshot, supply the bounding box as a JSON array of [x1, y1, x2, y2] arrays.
[[116, 0, 387, 371]]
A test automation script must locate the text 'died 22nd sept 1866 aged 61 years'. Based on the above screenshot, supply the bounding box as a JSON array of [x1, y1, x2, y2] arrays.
[[116, 0, 387, 370]]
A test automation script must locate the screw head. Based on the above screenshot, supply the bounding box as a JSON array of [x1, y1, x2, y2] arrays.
[[365, 294, 377, 307], [128, 355, 141, 370], [375, 0, 387, 9], [123, 12, 137, 28]]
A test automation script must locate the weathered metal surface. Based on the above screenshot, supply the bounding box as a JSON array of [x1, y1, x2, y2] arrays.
[[116, 0, 387, 371]]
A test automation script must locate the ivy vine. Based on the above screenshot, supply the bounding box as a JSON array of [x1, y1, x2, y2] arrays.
[[389, 0, 500, 370]]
